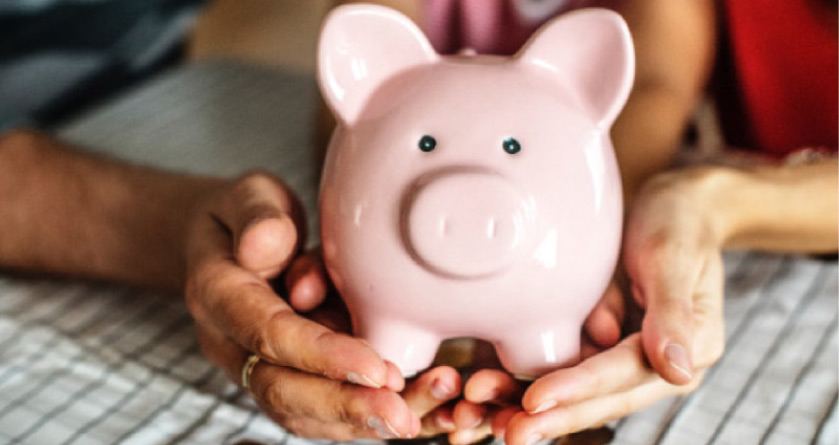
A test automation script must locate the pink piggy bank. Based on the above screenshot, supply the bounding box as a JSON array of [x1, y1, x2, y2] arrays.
[[318, 5, 634, 378]]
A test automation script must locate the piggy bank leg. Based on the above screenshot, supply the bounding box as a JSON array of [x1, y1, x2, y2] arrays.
[[356, 319, 441, 378], [494, 327, 582, 380]]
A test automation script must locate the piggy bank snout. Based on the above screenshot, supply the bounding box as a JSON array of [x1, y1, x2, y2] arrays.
[[403, 171, 532, 278]]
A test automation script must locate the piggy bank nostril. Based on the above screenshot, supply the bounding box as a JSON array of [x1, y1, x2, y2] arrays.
[[439, 216, 450, 237], [487, 217, 498, 239]]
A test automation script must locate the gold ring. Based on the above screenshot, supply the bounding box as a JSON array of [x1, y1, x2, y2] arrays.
[[241, 353, 260, 391]]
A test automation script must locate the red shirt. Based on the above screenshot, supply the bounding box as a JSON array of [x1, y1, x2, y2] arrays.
[[718, 0, 838, 156]]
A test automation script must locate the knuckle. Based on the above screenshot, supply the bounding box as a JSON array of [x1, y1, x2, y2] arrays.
[[183, 268, 215, 322], [332, 391, 356, 424], [259, 378, 288, 413], [250, 325, 275, 360], [302, 330, 335, 374], [253, 309, 294, 363]]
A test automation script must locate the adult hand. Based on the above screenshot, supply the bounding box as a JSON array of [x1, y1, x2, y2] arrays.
[[464, 169, 728, 444], [184, 171, 419, 440], [285, 252, 491, 442]]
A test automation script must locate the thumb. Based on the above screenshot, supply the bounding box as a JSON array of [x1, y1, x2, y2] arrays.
[[627, 245, 698, 385], [214, 173, 305, 278], [238, 215, 298, 278]]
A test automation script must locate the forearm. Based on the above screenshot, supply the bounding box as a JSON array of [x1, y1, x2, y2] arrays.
[[0, 129, 226, 291], [611, 83, 697, 201], [604, 0, 717, 202], [684, 161, 838, 254]]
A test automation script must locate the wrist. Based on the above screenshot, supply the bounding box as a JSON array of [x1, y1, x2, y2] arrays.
[[644, 166, 745, 247]]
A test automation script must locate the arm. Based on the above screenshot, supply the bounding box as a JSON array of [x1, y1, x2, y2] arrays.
[[458, 161, 838, 444], [604, 0, 717, 201], [0, 128, 472, 440], [0, 129, 222, 290], [715, 160, 839, 253]]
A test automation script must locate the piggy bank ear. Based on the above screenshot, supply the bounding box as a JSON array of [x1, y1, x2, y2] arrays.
[[517, 9, 634, 127], [318, 5, 438, 125]]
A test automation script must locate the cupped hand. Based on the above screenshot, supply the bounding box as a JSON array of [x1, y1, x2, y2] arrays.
[[464, 170, 729, 444], [184, 171, 419, 440], [445, 282, 626, 445], [285, 252, 506, 442]]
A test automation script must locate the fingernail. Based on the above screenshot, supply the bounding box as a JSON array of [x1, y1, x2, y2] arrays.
[[664, 343, 693, 379], [430, 378, 454, 400], [347, 372, 383, 389], [526, 433, 543, 445], [529, 400, 557, 414], [367, 416, 400, 439]]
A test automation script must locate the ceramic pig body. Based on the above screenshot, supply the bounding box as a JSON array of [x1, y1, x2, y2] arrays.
[[318, 5, 634, 378]]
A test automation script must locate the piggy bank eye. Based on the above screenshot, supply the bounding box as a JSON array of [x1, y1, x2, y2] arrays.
[[503, 137, 521, 155], [419, 135, 437, 152]]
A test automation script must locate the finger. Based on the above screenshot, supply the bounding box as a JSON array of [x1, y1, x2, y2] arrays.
[[199, 271, 393, 388], [506, 373, 703, 445], [687, 254, 727, 369], [463, 369, 525, 405], [453, 400, 486, 430], [584, 280, 624, 348], [197, 321, 403, 440], [213, 172, 305, 278], [580, 337, 604, 360], [450, 402, 495, 445], [386, 360, 407, 393], [191, 225, 396, 389], [278, 415, 386, 441], [286, 251, 329, 312], [420, 405, 456, 437], [491, 406, 522, 439], [250, 361, 419, 439], [402, 366, 460, 416], [638, 268, 693, 385], [237, 214, 299, 279], [274, 416, 357, 441], [522, 334, 657, 414], [448, 424, 493, 445], [625, 241, 699, 385], [194, 324, 247, 384]]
